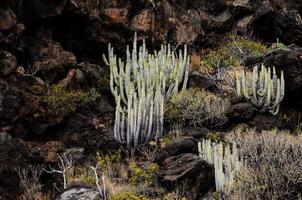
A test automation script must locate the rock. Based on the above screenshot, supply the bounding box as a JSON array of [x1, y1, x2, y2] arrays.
[[28, 37, 77, 83], [248, 113, 281, 131], [130, 8, 154, 32], [57, 69, 87, 89], [246, 1, 302, 45], [228, 102, 257, 122], [0, 137, 28, 200], [25, 141, 64, 163], [230, 0, 254, 17], [0, 50, 17, 76], [0, 74, 47, 138], [56, 185, 102, 200], [63, 113, 119, 152], [158, 153, 214, 200], [102, 7, 130, 25], [188, 71, 215, 89], [262, 46, 302, 110], [0, 7, 17, 30], [156, 136, 198, 164]]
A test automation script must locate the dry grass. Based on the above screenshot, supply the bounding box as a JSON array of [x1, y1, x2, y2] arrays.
[[16, 165, 52, 200], [224, 128, 302, 200]]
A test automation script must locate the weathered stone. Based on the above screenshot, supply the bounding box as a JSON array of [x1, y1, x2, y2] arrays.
[[0, 8, 16, 30], [131, 8, 154, 32], [156, 136, 198, 164], [0, 50, 17, 76], [228, 102, 257, 122], [158, 153, 214, 199], [56, 185, 102, 200]]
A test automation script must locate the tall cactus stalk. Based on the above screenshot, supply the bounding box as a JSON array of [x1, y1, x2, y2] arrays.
[[104, 33, 190, 149], [198, 139, 245, 192], [235, 64, 285, 115]]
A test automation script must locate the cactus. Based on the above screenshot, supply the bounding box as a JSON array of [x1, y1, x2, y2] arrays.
[[198, 139, 245, 192], [235, 64, 285, 115], [104, 33, 190, 149]]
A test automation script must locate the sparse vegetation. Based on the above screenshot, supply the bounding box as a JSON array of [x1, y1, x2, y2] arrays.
[[224, 128, 302, 200], [198, 37, 267, 74], [45, 85, 100, 115], [166, 88, 230, 128]]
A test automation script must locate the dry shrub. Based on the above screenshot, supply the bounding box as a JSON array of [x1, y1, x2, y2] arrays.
[[17, 165, 52, 200], [224, 128, 302, 200], [166, 88, 230, 128]]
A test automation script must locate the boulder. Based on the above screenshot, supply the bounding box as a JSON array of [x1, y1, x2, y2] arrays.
[[56, 185, 102, 200], [228, 102, 257, 122], [0, 132, 28, 200], [158, 153, 214, 200], [156, 136, 198, 164], [0, 50, 17, 76]]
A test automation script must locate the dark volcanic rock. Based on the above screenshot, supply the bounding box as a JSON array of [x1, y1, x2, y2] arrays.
[[0, 132, 28, 200], [0, 50, 17, 76], [156, 136, 198, 165], [228, 102, 257, 122], [158, 153, 214, 200]]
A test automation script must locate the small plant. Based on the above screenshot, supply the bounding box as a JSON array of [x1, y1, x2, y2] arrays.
[[199, 37, 267, 74], [46, 85, 100, 115], [129, 162, 159, 186], [166, 88, 230, 128], [109, 191, 148, 200], [235, 64, 285, 115]]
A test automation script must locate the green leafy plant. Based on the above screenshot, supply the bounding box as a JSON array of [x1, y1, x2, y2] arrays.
[[109, 191, 148, 200], [129, 162, 159, 186]]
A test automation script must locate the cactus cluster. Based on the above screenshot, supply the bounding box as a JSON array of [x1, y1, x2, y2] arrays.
[[235, 64, 285, 115], [198, 139, 245, 192], [103, 33, 190, 149]]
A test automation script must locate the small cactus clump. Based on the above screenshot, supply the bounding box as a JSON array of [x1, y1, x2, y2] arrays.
[[103, 33, 190, 149], [235, 64, 285, 115], [198, 139, 245, 192]]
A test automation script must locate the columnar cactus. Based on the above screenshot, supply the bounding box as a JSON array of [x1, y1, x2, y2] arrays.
[[198, 139, 245, 192], [103, 33, 190, 149], [235, 64, 285, 115]]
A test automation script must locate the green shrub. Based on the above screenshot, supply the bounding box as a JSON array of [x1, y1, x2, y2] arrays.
[[166, 88, 230, 128], [109, 191, 148, 200], [46, 85, 100, 115], [129, 162, 159, 186], [199, 38, 267, 74]]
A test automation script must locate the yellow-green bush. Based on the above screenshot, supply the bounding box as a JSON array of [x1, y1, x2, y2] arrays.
[[129, 162, 159, 186], [97, 150, 122, 169], [198, 38, 267, 74], [166, 88, 230, 128], [46, 85, 100, 115], [109, 191, 148, 200]]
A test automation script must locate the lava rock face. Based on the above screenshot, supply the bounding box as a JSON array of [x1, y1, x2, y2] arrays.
[[1, 0, 302, 199]]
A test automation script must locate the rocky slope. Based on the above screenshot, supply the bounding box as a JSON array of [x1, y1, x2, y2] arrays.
[[1, 0, 302, 199]]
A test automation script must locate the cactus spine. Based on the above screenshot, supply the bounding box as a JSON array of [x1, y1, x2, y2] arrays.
[[104, 33, 190, 149], [235, 64, 285, 115], [198, 139, 245, 192]]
